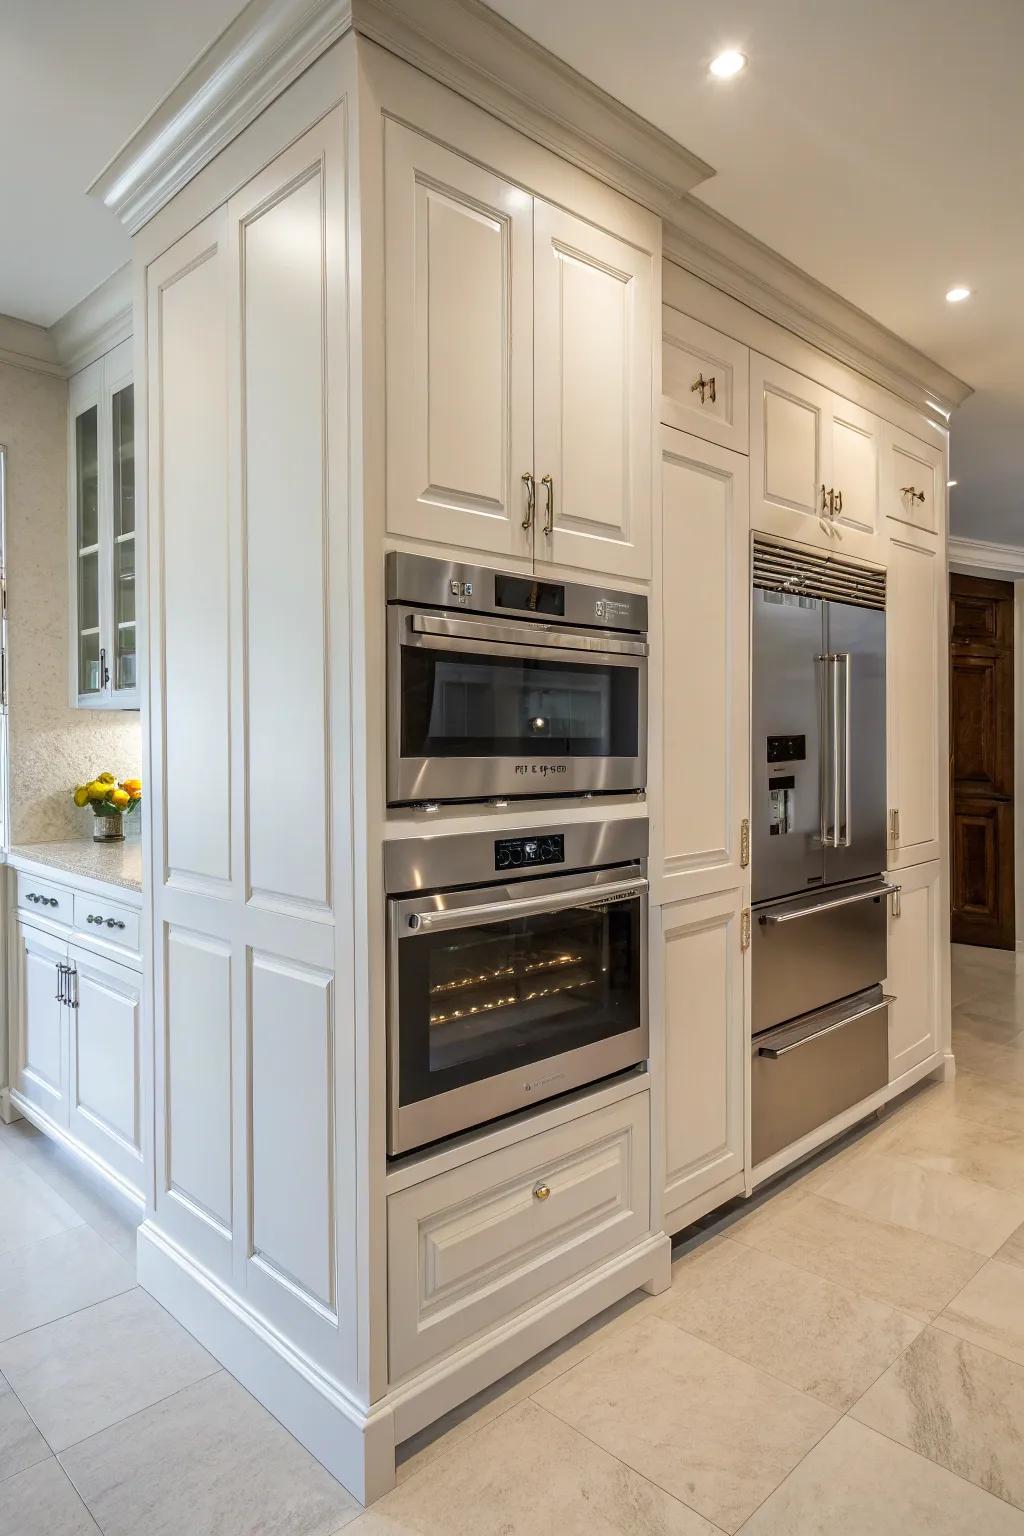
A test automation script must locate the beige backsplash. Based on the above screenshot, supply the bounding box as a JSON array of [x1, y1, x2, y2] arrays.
[[1, 359, 142, 845]]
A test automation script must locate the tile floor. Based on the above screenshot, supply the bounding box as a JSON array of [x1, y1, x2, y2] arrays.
[[2, 943, 1024, 1533]]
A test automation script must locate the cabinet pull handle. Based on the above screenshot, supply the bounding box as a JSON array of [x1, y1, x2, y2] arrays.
[[533, 1182, 551, 1202], [833, 489, 843, 515], [891, 885, 902, 918], [100, 646, 110, 688], [900, 486, 925, 504], [106, 918, 125, 930], [521, 472, 536, 531], [55, 962, 66, 1005], [690, 373, 716, 405], [69, 966, 78, 1009], [821, 483, 829, 514], [541, 474, 554, 536]]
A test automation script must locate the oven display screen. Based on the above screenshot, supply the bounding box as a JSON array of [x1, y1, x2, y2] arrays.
[[494, 835, 565, 872], [493, 574, 566, 617]]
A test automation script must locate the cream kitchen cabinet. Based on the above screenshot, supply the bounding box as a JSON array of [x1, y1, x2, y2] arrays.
[[886, 522, 945, 869], [657, 425, 750, 902], [12, 921, 70, 1128], [886, 859, 944, 1081], [749, 353, 881, 556], [384, 119, 656, 580], [658, 888, 747, 1231], [662, 307, 749, 453], [67, 945, 142, 1190], [882, 423, 943, 538], [68, 340, 138, 709]]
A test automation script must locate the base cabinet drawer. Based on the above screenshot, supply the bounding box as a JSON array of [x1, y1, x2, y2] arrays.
[[73, 892, 141, 957], [16, 873, 72, 926], [388, 1093, 651, 1382]]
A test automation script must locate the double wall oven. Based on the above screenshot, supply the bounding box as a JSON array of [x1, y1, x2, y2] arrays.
[[386, 553, 648, 807], [385, 822, 649, 1155]]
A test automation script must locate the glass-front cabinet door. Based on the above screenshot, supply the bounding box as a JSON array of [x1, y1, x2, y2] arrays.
[[68, 340, 138, 709]]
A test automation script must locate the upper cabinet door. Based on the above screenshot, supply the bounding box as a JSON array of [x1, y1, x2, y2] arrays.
[[533, 201, 654, 581], [70, 360, 106, 703], [107, 345, 137, 703], [662, 307, 749, 454], [829, 394, 879, 538], [882, 423, 943, 537], [750, 353, 832, 539], [385, 122, 534, 563], [887, 529, 943, 868]]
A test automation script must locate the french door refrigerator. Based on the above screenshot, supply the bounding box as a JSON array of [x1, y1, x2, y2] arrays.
[[750, 540, 896, 1165]]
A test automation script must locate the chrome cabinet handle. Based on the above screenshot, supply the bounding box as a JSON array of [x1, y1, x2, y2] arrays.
[[27, 892, 38, 903], [521, 471, 536, 531], [106, 918, 125, 930], [68, 966, 78, 1009], [541, 474, 554, 536], [55, 962, 66, 1004]]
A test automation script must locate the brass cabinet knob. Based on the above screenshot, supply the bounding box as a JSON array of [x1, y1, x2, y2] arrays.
[[533, 1182, 551, 1202]]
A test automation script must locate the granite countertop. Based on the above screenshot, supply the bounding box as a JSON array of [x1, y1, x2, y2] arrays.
[[9, 840, 144, 893]]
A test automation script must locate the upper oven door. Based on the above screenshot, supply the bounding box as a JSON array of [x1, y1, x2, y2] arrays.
[[387, 607, 648, 805]]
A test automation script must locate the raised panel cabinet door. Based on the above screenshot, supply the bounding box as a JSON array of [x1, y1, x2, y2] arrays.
[[882, 423, 943, 536], [829, 394, 880, 538], [534, 200, 654, 580], [660, 889, 746, 1228], [658, 427, 749, 900], [385, 121, 534, 562], [661, 307, 749, 452], [749, 353, 833, 540], [68, 946, 142, 1193], [68, 359, 106, 704], [15, 922, 69, 1127], [887, 532, 942, 866], [885, 860, 942, 1081]]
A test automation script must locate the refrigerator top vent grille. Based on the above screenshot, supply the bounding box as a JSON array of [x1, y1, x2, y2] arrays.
[[752, 541, 886, 610]]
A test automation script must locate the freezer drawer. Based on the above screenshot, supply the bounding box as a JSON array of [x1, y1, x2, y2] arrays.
[[752, 988, 889, 1165], [752, 877, 893, 1034]]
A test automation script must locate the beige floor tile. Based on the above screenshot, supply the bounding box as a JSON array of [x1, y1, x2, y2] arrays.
[[0, 1162, 84, 1258], [951, 1033, 1024, 1083], [0, 1456, 101, 1536], [952, 1008, 1024, 1046], [9, 1133, 141, 1262], [997, 1220, 1024, 1269], [0, 1227, 135, 1344], [360, 1400, 717, 1536], [740, 1416, 1024, 1536], [852, 1326, 1024, 1510], [534, 1315, 837, 1534], [659, 1237, 921, 1409], [0, 1287, 217, 1452], [934, 1259, 1024, 1365], [884, 1114, 1024, 1194], [920, 1068, 1024, 1134], [61, 1370, 360, 1536], [0, 1372, 49, 1481], [815, 1150, 1024, 1255]]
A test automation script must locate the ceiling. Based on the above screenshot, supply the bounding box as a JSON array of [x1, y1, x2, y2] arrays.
[[2, 0, 1020, 544]]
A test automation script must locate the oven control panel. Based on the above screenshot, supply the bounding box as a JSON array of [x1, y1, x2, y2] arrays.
[[495, 834, 565, 871]]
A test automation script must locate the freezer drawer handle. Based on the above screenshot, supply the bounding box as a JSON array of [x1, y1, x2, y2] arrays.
[[760, 882, 901, 925], [758, 996, 892, 1058]]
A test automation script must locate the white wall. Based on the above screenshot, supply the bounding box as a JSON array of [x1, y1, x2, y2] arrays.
[[0, 358, 140, 843]]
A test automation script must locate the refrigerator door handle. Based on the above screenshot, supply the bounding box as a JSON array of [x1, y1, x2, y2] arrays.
[[837, 651, 852, 848], [818, 652, 834, 848]]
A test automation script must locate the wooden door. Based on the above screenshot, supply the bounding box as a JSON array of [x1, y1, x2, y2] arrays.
[[384, 120, 534, 563], [533, 199, 654, 580], [68, 946, 143, 1192], [949, 573, 1015, 948], [14, 922, 69, 1127]]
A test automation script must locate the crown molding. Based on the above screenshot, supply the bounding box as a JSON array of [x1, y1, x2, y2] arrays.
[[664, 199, 972, 420], [948, 535, 1024, 575], [89, 0, 354, 235], [88, 0, 713, 237], [51, 263, 133, 375], [0, 313, 62, 379], [352, 0, 714, 216]]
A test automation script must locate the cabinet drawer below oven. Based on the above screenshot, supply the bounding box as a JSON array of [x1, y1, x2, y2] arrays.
[[387, 1092, 650, 1383]]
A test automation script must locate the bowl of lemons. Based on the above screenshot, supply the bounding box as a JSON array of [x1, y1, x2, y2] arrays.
[[72, 774, 142, 841]]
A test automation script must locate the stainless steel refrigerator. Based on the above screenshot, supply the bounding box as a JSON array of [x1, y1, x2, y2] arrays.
[[750, 541, 897, 1165]]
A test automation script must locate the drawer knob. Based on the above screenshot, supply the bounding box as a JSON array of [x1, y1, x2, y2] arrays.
[[106, 918, 125, 930], [48, 898, 58, 908], [533, 1182, 551, 1202], [27, 893, 38, 902]]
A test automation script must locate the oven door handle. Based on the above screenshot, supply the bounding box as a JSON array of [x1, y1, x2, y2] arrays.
[[404, 877, 649, 935], [408, 612, 648, 658]]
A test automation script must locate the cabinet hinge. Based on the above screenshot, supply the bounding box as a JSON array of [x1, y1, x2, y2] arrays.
[[740, 908, 751, 951], [740, 818, 750, 868]]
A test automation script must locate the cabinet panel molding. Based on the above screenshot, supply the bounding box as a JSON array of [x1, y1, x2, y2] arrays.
[[886, 860, 942, 1080], [15, 923, 69, 1125], [69, 946, 143, 1188], [662, 306, 749, 452], [165, 926, 233, 1234], [887, 533, 942, 865]]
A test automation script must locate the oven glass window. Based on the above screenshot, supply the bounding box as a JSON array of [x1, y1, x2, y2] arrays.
[[401, 648, 639, 759], [396, 894, 641, 1109]]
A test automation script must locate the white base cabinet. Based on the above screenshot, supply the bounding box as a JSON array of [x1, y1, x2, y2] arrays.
[[886, 860, 944, 1080], [13, 921, 70, 1128], [68, 945, 142, 1189]]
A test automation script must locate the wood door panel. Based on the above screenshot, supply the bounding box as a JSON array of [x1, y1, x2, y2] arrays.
[[949, 573, 1014, 949]]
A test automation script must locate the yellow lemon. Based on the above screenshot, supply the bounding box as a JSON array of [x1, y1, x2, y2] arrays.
[[73, 786, 89, 808], [110, 788, 131, 810]]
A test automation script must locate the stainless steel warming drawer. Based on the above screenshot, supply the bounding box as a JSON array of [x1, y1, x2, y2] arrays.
[[751, 878, 896, 1036], [751, 986, 890, 1165]]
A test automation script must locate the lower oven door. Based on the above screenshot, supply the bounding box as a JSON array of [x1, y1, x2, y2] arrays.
[[387, 607, 647, 805], [751, 986, 890, 1166], [388, 868, 649, 1155]]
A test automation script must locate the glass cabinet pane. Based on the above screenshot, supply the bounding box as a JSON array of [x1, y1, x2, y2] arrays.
[[111, 384, 134, 537], [76, 406, 99, 550], [78, 547, 101, 695]]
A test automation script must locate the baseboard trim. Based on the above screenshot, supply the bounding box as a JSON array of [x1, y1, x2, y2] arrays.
[[0, 1087, 22, 1126], [8, 1090, 144, 1209]]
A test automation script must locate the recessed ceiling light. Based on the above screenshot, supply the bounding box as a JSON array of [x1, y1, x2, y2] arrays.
[[947, 479, 958, 487], [710, 49, 747, 78], [945, 286, 971, 303]]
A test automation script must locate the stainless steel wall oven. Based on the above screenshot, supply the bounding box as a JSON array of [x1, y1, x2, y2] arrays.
[[386, 553, 647, 807], [385, 820, 649, 1155]]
